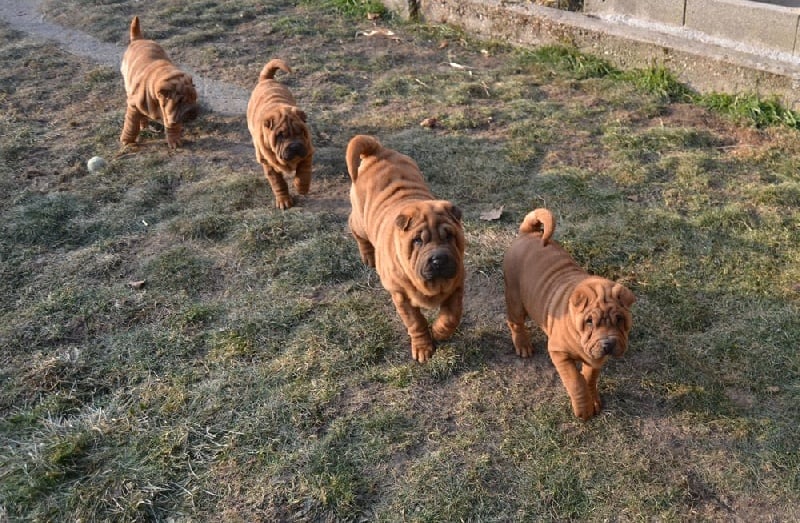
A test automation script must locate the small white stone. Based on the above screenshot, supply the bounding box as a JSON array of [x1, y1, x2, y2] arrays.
[[87, 156, 107, 173]]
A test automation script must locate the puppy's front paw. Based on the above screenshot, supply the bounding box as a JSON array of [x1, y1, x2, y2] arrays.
[[411, 340, 434, 363], [514, 342, 534, 359], [166, 128, 183, 149], [275, 195, 294, 210], [571, 399, 599, 421], [507, 321, 533, 358]]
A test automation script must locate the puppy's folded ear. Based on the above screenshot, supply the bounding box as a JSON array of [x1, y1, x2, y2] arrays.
[[447, 204, 462, 222], [263, 117, 274, 130], [612, 283, 636, 308], [395, 213, 413, 231], [433, 200, 462, 222], [569, 287, 591, 312], [293, 108, 308, 122]]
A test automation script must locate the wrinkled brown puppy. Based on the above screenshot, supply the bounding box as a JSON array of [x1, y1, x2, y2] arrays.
[[247, 59, 313, 210], [120, 16, 199, 149], [346, 135, 465, 362], [503, 209, 635, 420]]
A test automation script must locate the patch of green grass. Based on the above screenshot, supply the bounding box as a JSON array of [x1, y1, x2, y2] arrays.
[[698, 92, 800, 128], [516, 46, 800, 130], [315, 0, 387, 18], [604, 125, 724, 159], [522, 45, 616, 79], [622, 65, 693, 102], [622, 66, 800, 129], [84, 67, 118, 87], [170, 210, 233, 241], [0, 125, 42, 163], [5, 193, 97, 248], [144, 246, 219, 296]]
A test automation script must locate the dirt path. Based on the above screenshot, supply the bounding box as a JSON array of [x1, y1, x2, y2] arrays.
[[0, 0, 249, 115]]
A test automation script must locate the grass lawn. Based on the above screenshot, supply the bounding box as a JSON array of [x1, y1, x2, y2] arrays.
[[1, 0, 798, 520]]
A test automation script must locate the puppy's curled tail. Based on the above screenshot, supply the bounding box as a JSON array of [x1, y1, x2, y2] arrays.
[[519, 208, 555, 246], [346, 135, 382, 183], [129, 16, 143, 41], [259, 59, 292, 81]]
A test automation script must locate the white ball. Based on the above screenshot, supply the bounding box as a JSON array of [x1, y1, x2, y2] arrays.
[[87, 156, 107, 173]]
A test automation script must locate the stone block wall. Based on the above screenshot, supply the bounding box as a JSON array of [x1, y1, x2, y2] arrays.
[[585, 0, 800, 56]]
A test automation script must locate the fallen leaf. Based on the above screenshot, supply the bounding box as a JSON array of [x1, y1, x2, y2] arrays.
[[480, 205, 504, 221], [448, 62, 469, 70], [356, 28, 396, 38], [366, 12, 381, 20], [129, 280, 146, 289], [420, 117, 438, 128]]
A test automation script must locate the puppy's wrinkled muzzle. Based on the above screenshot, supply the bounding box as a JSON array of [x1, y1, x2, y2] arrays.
[[591, 337, 622, 359], [180, 104, 200, 123], [282, 141, 307, 161], [423, 251, 457, 281]]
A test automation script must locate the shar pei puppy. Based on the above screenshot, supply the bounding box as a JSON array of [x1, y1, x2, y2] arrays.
[[120, 16, 199, 149], [346, 135, 465, 362], [247, 59, 313, 210], [503, 208, 636, 420]]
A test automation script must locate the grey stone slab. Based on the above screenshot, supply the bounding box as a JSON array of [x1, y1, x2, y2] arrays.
[[750, 0, 800, 7], [584, 0, 686, 26], [685, 0, 800, 54]]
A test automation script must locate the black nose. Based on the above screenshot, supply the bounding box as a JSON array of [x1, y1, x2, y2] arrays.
[[601, 339, 616, 355], [283, 141, 307, 160], [431, 254, 446, 268], [427, 253, 456, 280]]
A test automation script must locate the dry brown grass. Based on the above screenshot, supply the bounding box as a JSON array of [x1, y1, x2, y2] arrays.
[[1, 0, 798, 520]]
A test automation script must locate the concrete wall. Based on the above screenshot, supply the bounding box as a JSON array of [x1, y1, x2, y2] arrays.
[[585, 0, 800, 56], [584, 0, 686, 26]]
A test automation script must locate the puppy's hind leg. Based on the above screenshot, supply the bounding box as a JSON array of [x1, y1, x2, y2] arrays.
[[348, 216, 375, 267], [505, 284, 533, 358], [120, 106, 144, 145]]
